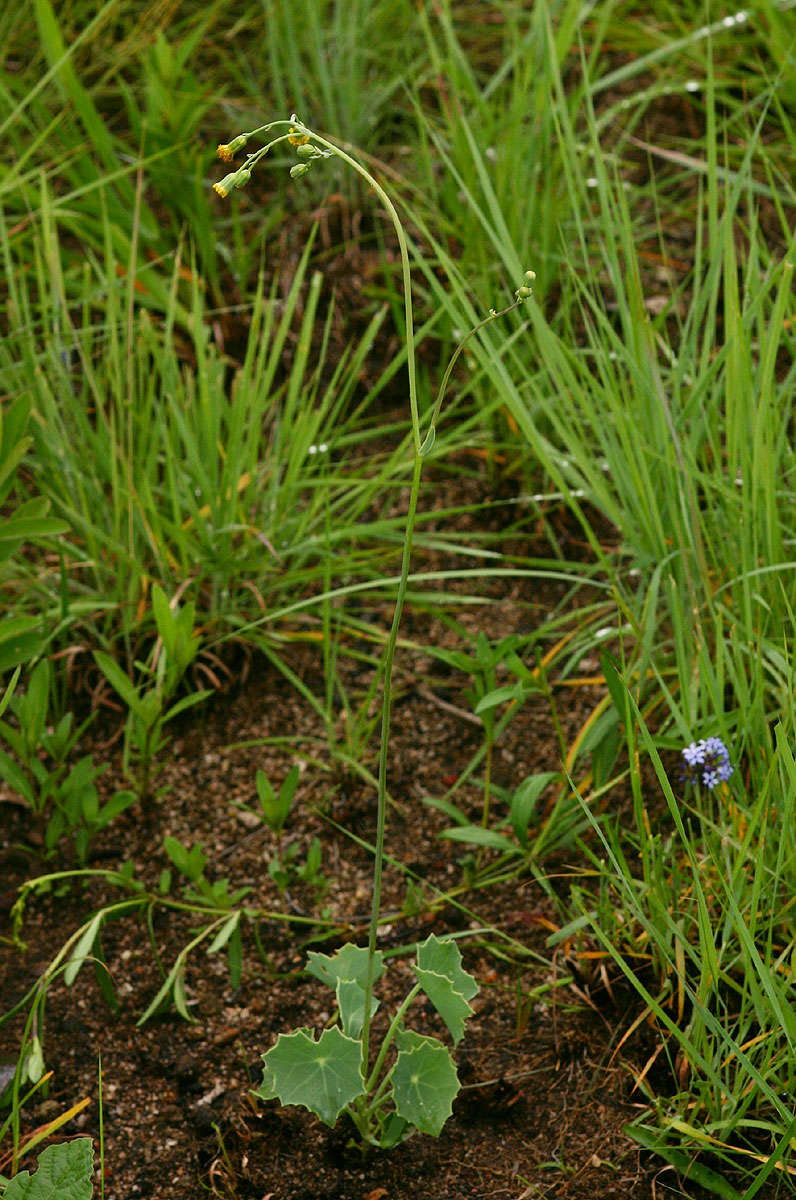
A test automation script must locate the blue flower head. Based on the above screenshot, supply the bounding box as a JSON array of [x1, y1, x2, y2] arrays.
[[681, 738, 733, 789]]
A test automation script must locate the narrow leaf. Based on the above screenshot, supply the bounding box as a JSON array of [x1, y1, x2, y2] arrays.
[[93, 652, 145, 719], [64, 912, 103, 987], [439, 825, 518, 852], [510, 772, 558, 846]]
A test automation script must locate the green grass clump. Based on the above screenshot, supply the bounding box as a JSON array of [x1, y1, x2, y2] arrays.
[[406, 20, 796, 1183]]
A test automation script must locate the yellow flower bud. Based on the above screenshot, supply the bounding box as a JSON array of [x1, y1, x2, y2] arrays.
[[217, 134, 249, 161], [213, 166, 251, 198], [213, 172, 237, 198]]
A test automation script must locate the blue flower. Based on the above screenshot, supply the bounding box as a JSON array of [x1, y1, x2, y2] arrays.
[[682, 740, 705, 766], [681, 738, 733, 790]]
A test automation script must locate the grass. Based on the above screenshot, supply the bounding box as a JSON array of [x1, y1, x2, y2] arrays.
[[403, 13, 796, 1182], [1, 0, 795, 1192]]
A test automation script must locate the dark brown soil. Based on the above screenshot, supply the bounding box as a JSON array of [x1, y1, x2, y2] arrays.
[[0, 481, 746, 1200]]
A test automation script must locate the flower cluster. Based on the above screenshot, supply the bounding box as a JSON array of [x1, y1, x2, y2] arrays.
[[681, 737, 734, 789], [213, 123, 334, 198], [214, 133, 253, 196]]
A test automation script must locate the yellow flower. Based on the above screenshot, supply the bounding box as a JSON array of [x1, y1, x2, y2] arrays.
[[288, 126, 310, 146], [213, 168, 251, 199], [217, 134, 248, 161], [213, 172, 237, 198]]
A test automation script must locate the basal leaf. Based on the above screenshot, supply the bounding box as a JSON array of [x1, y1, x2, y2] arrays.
[[392, 1030, 459, 1137], [416, 935, 479, 1001], [379, 1112, 410, 1148], [306, 944, 384, 991], [335, 977, 378, 1038], [4, 1137, 94, 1200], [255, 767, 289, 833], [255, 1026, 364, 1127], [0, 749, 34, 806], [151, 584, 176, 660], [601, 653, 631, 727], [413, 967, 473, 1045]]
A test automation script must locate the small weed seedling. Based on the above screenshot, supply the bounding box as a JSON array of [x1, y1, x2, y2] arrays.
[[0, 659, 135, 862], [94, 584, 211, 809], [162, 836, 252, 913], [213, 116, 534, 1146], [253, 765, 324, 892], [254, 935, 478, 1146]]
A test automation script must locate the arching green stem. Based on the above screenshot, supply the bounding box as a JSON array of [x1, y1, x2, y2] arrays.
[[220, 116, 532, 1079]]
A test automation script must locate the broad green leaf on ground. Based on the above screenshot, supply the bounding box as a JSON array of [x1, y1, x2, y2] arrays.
[[392, 1029, 460, 1137], [255, 1026, 364, 1127], [306, 944, 384, 990], [416, 935, 479, 1000], [413, 966, 474, 1045], [414, 935, 478, 1045], [335, 977, 378, 1038], [4, 1137, 94, 1200]]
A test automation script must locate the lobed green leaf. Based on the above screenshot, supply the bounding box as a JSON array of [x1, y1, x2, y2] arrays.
[[3, 1137, 94, 1200], [255, 1026, 364, 1127], [306, 944, 384, 991], [392, 1029, 459, 1137]]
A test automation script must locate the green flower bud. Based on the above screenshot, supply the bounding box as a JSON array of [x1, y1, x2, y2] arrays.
[[290, 162, 311, 179], [516, 285, 533, 299], [524, 269, 536, 283], [296, 144, 317, 160]]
